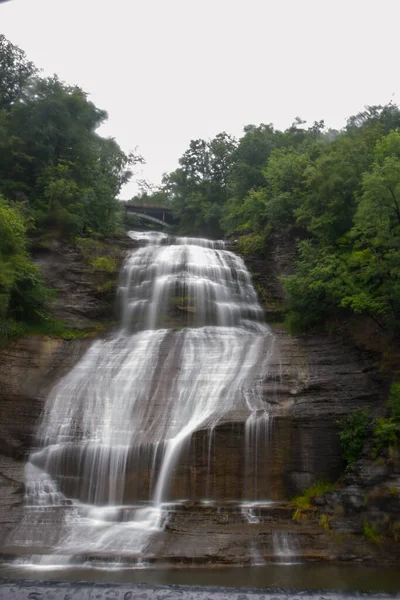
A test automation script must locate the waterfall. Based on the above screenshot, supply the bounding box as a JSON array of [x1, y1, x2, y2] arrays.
[[272, 532, 301, 564], [10, 232, 276, 565]]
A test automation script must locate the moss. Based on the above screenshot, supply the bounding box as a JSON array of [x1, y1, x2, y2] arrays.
[[292, 480, 336, 510], [363, 520, 383, 545], [91, 256, 118, 273], [94, 280, 116, 293], [76, 238, 119, 272], [24, 319, 110, 340], [0, 317, 109, 345], [75, 237, 120, 298], [319, 513, 331, 530], [292, 508, 312, 521]]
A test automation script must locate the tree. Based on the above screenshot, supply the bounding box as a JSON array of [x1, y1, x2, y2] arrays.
[[0, 73, 136, 237], [164, 132, 238, 237], [339, 132, 400, 330], [0, 34, 37, 109], [0, 195, 48, 325]]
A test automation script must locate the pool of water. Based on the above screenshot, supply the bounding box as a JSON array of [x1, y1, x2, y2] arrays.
[[1, 563, 400, 593]]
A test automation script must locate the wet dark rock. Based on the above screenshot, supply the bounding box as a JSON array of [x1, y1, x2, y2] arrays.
[[0, 234, 398, 564], [346, 460, 391, 488], [32, 238, 135, 330], [0, 239, 135, 541]]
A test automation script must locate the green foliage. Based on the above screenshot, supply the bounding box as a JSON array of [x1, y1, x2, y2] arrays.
[[160, 132, 238, 238], [3, 35, 400, 346], [292, 508, 312, 521], [237, 232, 266, 256], [0, 34, 37, 110], [283, 241, 349, 331], [389, 382, 400, 421], [0, 196, 50, 327], [292, 480, 336, 510], [90, 256, 117, 273], [319, 513, 331, 531], [0, 317, 108, 347], [370, 382, 400, 458], [75, 237, 117, 272], [363, 520, 383, 545], [0, 38, 139, 240], [0, 35, 140, 344], [339, 410, 371, 467], [372, 417, 398, 458], [0, 318, 26, 347], [153, 104, 400, 335], [75, 237, 119, 294], [30, 320, 109, 340]]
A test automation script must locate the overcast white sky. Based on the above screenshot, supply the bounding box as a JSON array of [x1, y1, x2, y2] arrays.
[[2, 0, 400, 197]]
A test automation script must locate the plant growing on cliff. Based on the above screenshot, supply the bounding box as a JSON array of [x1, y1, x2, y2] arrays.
[[389, 382, 400, 420], [292, 479, 336, 510], [0, 197, 50, 321], [372, 417, 399, 458], [237, 232, 266, 256], [363, 520, 383, 545], [339, 409, 371, 467], [371, 382, 400, 458]]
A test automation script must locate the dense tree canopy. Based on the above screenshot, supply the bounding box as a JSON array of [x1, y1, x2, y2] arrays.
[[0, 72, 137, 237], [143, 105, 400, 335], [2, 34, 400, 342], [0, 36, 138, 340]]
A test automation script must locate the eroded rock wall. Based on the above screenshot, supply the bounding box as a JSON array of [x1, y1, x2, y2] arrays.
[[0, 238, 134, 539], [0, 336, 91, 537], [0, 233, 397, 562]]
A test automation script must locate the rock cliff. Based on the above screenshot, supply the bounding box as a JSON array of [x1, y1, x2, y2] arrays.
[[232, 234, 400, 561], [0, 233, 399, 564], [0, 238, 133, 540]]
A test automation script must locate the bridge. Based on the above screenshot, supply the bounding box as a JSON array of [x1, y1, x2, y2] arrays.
[[124, 204, 176, 228]]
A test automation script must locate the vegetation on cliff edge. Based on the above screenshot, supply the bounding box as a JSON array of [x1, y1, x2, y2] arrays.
[[0, 35, 140, 342], [138, 108, 400, 338]]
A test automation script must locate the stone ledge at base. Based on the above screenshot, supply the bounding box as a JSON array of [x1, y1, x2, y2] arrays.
[[0, 582, 398, 600]]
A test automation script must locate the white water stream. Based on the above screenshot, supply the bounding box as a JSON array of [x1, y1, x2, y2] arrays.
[[11, 232, 276, 564]]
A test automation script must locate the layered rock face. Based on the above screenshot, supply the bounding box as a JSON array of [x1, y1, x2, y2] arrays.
[[0, 239, 132, 540], [271, 328, 384, 495], [32, 239, 133, 330], [0, 234, 396, 565], [0, 336, 91, 538]]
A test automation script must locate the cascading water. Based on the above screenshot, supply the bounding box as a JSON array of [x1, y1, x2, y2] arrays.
[[272, 532, 301, 564], [9, 232, 276, 567]]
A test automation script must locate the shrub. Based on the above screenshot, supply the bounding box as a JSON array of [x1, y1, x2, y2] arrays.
[[0, 318, 26, 346], [76, 238, 118, 272], [292, 479, 336, 510], [339, 409, 371, 467], [237, 232, 266, 256], [372, 417, 399, 458], [319, 513, 331, 530], [389, 382, 400, 422], [363, 520, 383, 545], [91, 256, 117, 273]]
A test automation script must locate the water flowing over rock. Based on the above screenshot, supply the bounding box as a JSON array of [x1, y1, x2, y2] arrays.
[[8, 233, 277, 565]]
